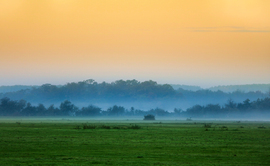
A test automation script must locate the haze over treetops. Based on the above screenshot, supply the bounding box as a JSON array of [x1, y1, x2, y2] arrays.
[[1, 0, 269, 87]]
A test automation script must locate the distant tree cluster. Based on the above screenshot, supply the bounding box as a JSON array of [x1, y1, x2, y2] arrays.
[[0, 97, 269, 118], [0, 79, 267, 106], [0, 79, 180, 102]]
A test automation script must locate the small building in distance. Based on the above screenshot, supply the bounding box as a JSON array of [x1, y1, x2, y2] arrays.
[[143, 114, 155, 120]]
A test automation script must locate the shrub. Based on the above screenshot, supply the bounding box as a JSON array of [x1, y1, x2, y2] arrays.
[[203, 123, 212, 128], [74, 125, 81, 129], [100, 125, 111, 129], [83, 124, 96, 129], [220, 126, 228, 131], [128, 124, 141, 129]]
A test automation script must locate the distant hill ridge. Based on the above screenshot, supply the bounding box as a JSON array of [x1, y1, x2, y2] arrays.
[[0, 85, 38, 93], [170, 84, 202, 91], [1, 82, 269, 94], [171, 84, 270, 93], [207, 84, 270, 93]]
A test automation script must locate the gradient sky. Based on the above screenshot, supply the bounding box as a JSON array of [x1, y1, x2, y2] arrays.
[[0, 0, 270, 88]]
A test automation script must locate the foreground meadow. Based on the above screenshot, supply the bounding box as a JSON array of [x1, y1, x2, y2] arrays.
[[0, 118, 270, 165]]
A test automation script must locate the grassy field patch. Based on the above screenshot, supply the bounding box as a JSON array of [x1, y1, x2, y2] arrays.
[[0, 118, 269, 165]]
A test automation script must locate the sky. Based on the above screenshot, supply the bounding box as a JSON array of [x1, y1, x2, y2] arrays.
[[0, 0, 270, 88]]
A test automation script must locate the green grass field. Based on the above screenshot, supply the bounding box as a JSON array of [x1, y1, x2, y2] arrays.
[[0, 118, 270, 165]]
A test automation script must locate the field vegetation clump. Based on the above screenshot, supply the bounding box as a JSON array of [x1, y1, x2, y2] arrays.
[[80, 124, 142, 130], [203, 123, 212, 128], [82, 124, 96, 129]]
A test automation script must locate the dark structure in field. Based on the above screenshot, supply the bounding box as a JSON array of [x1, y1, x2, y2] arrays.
[[144, 114, 155, 120]]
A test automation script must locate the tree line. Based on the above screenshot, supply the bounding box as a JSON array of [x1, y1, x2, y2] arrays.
[[0, 79, 268, 109], [0, 97, 269, 118], [184, 98, 270, 118]]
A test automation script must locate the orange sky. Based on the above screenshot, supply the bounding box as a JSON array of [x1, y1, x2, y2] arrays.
[[0, 0, 270, 87]]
